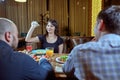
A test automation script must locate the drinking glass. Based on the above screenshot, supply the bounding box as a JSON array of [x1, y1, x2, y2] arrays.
[[46, 47, 54, 57], [26, 42, 33, 52]]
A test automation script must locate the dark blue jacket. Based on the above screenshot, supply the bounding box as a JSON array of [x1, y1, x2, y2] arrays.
[[0, 40, 55, 80]]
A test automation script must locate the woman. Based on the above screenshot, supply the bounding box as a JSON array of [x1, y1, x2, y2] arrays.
[[25, 19, 64, 53]]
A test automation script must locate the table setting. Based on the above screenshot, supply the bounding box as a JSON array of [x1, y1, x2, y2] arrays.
[[18, 45, 68, 78]]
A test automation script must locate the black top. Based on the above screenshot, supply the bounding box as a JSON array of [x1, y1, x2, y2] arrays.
[[38, 35, 63, 53], [0, 40, 55, 80]]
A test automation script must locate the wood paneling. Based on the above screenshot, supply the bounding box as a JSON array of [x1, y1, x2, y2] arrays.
[[27, 0, 46, 36], [104, 0, 120, 8], [69, 0, 90, 36], [5, 0, 47, 36], [5, 0, 27, 36], [49, 0, 68, 36], [0, 2, 6, 17], [0, 0, 92, 37], [1, 0, 119, 37]]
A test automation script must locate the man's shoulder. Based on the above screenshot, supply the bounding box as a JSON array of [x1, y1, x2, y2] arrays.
[[75, 41, 101, 50]]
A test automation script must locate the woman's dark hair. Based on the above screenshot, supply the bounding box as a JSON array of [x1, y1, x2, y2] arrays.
[[97, 5, 120, 35], [45, 19, 59, 36]]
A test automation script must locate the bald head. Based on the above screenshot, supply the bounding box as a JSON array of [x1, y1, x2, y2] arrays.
[[0, 18, 16, 37], [0, 18, 18, 49]]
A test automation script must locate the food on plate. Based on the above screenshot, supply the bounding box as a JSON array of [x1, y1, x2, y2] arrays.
[[31, 49, 46, 55], [36, 50, 43, 54], [32, 55, 41, 62], [60, 55, 68, 62]]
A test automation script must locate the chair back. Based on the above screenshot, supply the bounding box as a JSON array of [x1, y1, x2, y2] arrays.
[[70, 36, 94, 48]]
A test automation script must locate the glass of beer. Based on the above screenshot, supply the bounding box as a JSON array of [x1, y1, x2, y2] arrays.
[[46, 47, 54, 57]]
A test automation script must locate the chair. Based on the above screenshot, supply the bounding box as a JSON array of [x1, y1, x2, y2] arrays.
[[71, 38, 83, 46], [61, 36, 70, 53], [70, 36, 81, 47], [70, 36, 94, 50]]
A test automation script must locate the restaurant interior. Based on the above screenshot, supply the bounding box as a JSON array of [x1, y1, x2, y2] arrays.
[[0, 0, 120, 80], [1, 0, 119, 37], [0, 0, 119, 50]]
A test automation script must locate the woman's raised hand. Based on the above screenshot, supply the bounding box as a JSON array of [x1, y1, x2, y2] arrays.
[[31, 21, 40, 28]]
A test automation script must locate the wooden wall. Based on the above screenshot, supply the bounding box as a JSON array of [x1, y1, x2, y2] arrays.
[[27, 0, 47, 36], [69, 0, 90, 36], [5, 0, 28, 36], [0, 0, 92, 37], [0, 1, 6, 17], [104, 0, 120, 8], [49, 0, 68, 36]]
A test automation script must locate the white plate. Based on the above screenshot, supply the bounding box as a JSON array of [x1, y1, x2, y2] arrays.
[[56, 57, 65, 64]]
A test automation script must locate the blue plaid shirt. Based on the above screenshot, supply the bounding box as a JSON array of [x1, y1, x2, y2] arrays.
[[63, 34, 120, 80]]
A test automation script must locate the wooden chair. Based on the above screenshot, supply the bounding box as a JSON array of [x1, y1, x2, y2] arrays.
[[70, 36, 94, 50], [61, 36, 70, 53]]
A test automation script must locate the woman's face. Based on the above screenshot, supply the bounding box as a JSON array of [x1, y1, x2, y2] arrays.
[[46, 22, 55, 33]]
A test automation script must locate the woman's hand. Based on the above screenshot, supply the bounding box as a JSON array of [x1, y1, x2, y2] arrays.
[[31, 21, 40, 28]]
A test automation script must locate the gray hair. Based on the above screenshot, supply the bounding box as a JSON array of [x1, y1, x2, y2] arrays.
[[0, 18, 15, 37]]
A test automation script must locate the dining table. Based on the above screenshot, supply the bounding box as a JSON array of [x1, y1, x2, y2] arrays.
[[49, 53, 68, 79], [18, 49, 68, 79]]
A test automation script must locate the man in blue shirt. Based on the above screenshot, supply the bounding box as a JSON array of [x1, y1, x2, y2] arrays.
[[63, 5, 120, 80], [0, 18, 55, 80]]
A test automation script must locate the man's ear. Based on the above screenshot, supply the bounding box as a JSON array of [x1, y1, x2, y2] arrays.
[[5, 32, 11, 42], [99, 20, 106, 32]]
